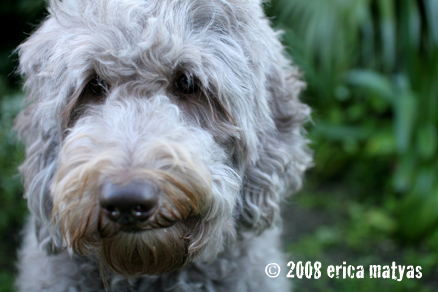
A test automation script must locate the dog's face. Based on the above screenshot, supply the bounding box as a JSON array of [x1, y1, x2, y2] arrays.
[[16, 0, 311, 277]]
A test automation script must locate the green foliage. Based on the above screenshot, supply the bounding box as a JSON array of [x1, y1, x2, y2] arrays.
[[0, 94, 26, 292], [0, 94, 26, 234], [266, 0, 438, 242], [287, 186, 437, 292]]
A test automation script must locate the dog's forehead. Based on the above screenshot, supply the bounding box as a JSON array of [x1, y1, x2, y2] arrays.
[[52, 0, 259, 43], [46, 0, 263, 81]]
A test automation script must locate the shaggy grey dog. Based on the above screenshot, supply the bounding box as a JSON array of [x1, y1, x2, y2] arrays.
[[15, 0, 311, 291]]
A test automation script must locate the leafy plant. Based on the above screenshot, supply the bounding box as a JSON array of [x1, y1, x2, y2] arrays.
[[265, 0, 438, 242]]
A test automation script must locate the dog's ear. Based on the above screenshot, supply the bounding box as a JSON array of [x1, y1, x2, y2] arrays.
[[15, 17, 64, 254], [15, 106, 63, 254], [239, 57, 312, 233]]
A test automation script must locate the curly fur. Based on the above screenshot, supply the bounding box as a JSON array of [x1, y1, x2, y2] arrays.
[[15, 0, 312, 291]]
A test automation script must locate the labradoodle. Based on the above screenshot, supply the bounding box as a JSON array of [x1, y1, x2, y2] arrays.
[[15, 0, 311, 291]]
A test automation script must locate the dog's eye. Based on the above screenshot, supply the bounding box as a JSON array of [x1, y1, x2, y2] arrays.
[[87, 76, 109, 97], [175, 74, 200, 95]]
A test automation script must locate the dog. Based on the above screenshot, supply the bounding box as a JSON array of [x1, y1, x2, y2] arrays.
[[14, 0, 311, 291]]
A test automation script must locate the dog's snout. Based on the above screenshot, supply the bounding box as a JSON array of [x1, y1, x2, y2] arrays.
[[99, 181, 159, 224]]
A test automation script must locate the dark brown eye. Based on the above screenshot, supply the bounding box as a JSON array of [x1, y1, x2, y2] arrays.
[[87, 75, 108, 97], [175, 74, 200, 95]]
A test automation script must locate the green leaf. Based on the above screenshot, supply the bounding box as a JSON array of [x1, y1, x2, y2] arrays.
[[346, 70, 394, 102], [416, 123, 437, 160], [366, 129, 395, 156], [377, 0, 396, 69], [424, 0, 438, 45], [366, 208, 396, 233], [413, 166, 435, 195], [405, 0, 421, 48], [398, 193, 438, 240], [314, 124, 371, 141], [393, 155, 416, 192], [394, 91, 417, 153]]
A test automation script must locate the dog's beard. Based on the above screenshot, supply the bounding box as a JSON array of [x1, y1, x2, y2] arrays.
[[98, 219, 202, 276], [103, 231, 188, 276]]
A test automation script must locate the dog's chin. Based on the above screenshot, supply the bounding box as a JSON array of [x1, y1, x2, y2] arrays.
[[94, 220, 202, 277]]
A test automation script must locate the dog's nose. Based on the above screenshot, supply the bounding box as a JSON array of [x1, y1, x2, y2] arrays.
[[99, 181, 159, 224]]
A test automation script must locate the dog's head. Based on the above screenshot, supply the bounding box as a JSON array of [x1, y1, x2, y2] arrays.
[[16, 0, 311, 277]]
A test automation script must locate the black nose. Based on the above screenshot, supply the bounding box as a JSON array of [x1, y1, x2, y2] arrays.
[[99, 181, 159, 224]]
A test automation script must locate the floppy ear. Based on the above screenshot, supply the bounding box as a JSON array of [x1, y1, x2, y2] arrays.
[[15, 16, 65, 254], [15, 106, 62, 254], [239, 58, 312, 232]]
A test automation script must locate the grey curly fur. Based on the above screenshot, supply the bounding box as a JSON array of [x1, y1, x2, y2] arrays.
[[15, 0, 312, 291]]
